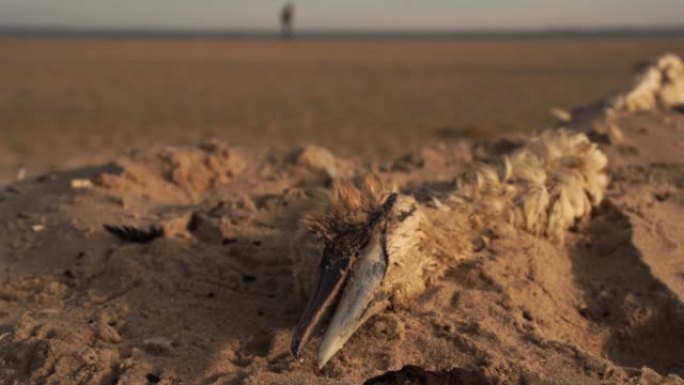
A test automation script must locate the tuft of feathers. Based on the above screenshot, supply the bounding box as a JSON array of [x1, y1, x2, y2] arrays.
[[303, 175, 393, 241], [290, 175, 396, 297], [611, 53, 684, 112], [456, 129, 608, 243], [104, 224, 164, 244]]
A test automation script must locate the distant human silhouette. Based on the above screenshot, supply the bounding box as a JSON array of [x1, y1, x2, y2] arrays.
[[280, 3, 295, 39]]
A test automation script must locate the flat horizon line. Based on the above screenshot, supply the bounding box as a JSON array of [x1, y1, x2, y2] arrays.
[[1, 25, 684, 40]]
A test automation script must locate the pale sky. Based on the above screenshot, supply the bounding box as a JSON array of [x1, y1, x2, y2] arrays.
[[1, 0, 683, 31]]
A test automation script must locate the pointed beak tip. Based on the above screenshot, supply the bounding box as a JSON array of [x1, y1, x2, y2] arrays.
[[316, 335, 344, 370], [316, 353, 332, 370], [293, 231, 390, 368]]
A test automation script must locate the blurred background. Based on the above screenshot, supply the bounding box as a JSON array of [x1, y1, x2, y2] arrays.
[[1, 1, 683, 182]]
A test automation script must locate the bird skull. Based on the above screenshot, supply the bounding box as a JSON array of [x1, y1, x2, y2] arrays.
[[291, 193, 422, 368]]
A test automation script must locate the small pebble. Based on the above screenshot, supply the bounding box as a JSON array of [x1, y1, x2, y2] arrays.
[[242, 274, 257, 283], [16, 167, 26, 182], [71, 179, 93, 189], [143, 336, 175, 355]]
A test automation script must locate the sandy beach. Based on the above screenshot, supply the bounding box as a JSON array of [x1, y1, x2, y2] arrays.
[[0, 39, 682, 384], [2, 37, 684, 183]]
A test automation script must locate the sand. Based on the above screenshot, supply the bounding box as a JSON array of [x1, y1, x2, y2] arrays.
[[0, 51, 684, 384], [0, 113, 682, 384], [3, 37, 684, 184]]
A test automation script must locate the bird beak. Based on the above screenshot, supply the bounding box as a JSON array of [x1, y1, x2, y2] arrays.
[[291, 231, 389, 369]]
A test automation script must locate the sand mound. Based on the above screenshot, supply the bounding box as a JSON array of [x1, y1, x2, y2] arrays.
[[99, 140, 247, 205], [0, 57, 683, 385]]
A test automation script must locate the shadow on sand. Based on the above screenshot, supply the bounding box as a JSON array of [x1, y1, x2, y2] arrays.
[[570, 201, 684, 375]]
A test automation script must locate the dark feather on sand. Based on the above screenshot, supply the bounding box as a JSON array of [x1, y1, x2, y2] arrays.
[[104, 224, 163, 243]]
